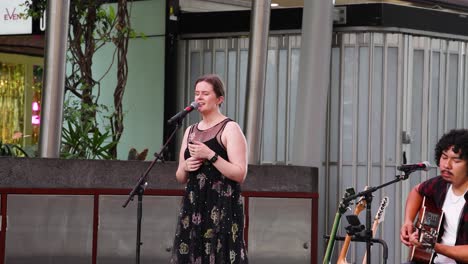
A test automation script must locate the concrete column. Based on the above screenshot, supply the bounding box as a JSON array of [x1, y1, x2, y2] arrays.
[[292, 1, 333, 168], [245, 0, 271, 164], [39, 0, 70, 158], [292, 2, 334, 263]]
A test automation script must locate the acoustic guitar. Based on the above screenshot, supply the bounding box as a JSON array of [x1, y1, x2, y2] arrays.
[[408, 196, 444, 264], [362, 196, 389, 264], [336, 195, 367, 264]]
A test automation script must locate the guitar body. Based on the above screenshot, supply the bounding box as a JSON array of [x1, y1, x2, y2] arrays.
[[409, 197, 444, 264]]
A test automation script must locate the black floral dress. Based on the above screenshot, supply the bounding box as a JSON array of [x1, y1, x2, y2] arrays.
[[171, 118, 248, 264]]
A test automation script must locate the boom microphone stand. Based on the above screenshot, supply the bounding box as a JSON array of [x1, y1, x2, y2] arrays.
[[122, 121, 183, 264]]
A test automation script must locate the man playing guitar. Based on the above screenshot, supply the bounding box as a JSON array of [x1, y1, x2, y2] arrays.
[[400, 129, 468, 264]]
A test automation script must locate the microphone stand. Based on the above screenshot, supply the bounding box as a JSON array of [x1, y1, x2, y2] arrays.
[[122, 121, 183, 264], [340, 173, 410, 264]]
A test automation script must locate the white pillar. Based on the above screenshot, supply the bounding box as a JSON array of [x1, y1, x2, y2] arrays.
[[245, 0, 271, 164], [293, 2, 334, 263], [39, 0, 70, 158], [292, 1, 333, 168]]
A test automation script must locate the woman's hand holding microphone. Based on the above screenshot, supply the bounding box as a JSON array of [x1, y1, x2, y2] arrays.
[[185, 141, 214, 172]]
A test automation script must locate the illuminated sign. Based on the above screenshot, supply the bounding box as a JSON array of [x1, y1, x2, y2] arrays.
[[0, 0, 32, 35]]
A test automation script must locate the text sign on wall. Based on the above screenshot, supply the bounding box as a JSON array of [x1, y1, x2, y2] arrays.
[[0, 0, 32, 35]]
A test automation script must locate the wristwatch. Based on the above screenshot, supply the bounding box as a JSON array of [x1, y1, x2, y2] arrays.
[[209, 153, 219, 163]]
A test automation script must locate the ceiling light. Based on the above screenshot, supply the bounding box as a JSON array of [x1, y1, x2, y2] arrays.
[[271, 3, 279, 7]]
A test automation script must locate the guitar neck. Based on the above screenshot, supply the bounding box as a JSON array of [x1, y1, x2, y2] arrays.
[[371, 220, 379, 236], [336, 234, 352, 264], [322, 212, 343, 264], [362, 196, 388, 264]]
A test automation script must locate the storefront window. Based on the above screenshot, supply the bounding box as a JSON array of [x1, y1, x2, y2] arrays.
[[0, 55, 43, 155], [0, 62, 26, 145]]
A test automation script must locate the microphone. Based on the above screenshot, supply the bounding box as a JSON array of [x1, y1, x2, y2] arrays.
[[167, 102, 199, 125], [397, 161, 433, 173]]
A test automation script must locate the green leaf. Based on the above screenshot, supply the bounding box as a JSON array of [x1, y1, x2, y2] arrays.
[[0, 140, 28, 157], [108, 6, 116, 21]]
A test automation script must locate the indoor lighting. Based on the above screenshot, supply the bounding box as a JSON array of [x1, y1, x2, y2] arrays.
[[32, 101, 39, 111], [271, 3, 279, 7], [32, 115, 40, 125]]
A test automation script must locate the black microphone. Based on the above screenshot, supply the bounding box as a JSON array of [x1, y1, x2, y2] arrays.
[[397, 161, 432, 173], [167, 102, 199, 125]]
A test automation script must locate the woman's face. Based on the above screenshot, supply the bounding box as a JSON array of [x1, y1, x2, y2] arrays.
[[194, 81, 223, 113]]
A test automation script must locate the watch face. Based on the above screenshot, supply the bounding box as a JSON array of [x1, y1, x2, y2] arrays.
[[211, 154, 218, 163]]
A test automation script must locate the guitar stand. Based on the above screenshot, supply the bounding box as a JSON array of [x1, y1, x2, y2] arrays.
[[327, 235, 388, 264]]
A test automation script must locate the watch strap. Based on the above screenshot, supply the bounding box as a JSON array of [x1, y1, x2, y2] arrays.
[[209, 153, 219, 163]]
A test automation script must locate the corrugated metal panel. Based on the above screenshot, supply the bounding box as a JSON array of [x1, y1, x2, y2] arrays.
[[179, 36, 300, 164]]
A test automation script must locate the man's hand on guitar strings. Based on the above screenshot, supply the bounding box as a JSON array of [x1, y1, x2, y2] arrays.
[[400, 222, 416, 246], [419, 231, 438, 249], [409, 231, 422, 247]]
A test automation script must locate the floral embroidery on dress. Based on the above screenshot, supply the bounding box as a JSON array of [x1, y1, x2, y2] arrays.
[[211, 206, 220, 226], [197, 173, 207, 189], [179, 243, 189, 255], [212, 181, 222, 193], [230, 250, 236, 264], [181, 216, 190, 229], [192, 213, 202, 225], [231, 224, 238, 242], [223, 185, 233, 197], [204, 242, 212, 255], [189, 191, 195, 204], [204, 229, 214, 239]]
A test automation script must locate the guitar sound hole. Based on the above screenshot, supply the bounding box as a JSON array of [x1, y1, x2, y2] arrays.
[[422, 212, 440, 227]]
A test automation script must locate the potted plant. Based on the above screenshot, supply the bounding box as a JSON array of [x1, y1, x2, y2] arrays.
[[0, 140, 28, 157]]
